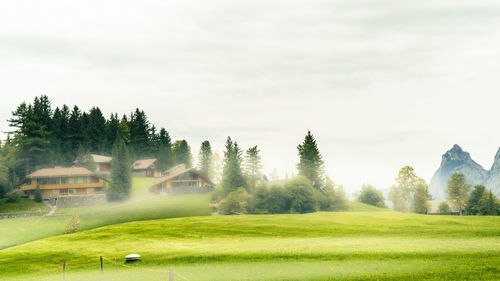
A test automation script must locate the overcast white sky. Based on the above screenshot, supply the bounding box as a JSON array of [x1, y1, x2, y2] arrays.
[[2, 0, 500, 193]]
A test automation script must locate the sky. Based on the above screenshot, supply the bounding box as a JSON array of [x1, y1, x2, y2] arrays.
[[2, 0, 500, 193]]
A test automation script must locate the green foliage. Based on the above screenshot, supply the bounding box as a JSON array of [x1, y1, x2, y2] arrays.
[[0, 197, 49, 215], [357, 184, 386, 208], [446, 173, 471, 213], [389, 166, 429, 213], [34, 184, 43, 203], [220, 137, 247, 195], [107, 136, 132, 201], [155, 128, 173, 172], [218, 188, 252, 215], [438, 201, 451, 214], [297, 131, 325, 189], [315, 178, 349, 211], [465, 185, 486, 215], [285, 176, 316, 213], [172, 140, 193, 168], [244, 145, 262, 192], [6, 192, 20, 203], [64, 209, 80, 234], [198, 140, 212, 177], [74, 147, 97, 171]]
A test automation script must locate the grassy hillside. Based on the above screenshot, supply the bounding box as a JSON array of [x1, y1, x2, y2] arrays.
[[1, 212, 499, 280], [0, 198, 50, 215], [0, 178, 211, 249], [347, 201, 390, 212]]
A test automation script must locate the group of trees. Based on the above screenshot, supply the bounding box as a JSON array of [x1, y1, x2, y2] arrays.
[[0, 95, 202, 202], [217, 131, 348, 215], [443, 173, 500, 215], [388, 166, 431, 214]]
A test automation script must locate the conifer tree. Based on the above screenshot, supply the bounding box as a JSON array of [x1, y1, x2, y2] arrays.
[[107, 135, 131, 201], [297, 131, 325, 189], [172, 140, 193, 167], [87, 107, 107, 154], [485, 191, 497, 216], [244, 145, 262, 192], [221, 137, 247, 195], [155, 128, 173, 172], [198, 141, 212, 177]]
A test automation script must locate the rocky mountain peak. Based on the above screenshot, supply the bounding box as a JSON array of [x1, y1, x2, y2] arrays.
[[442, 144, 470, 163]]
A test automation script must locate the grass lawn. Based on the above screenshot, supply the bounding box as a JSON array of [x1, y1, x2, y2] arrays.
[[0, 177, 212, 249], [0, 198, 50, 215], [1, 211, 499, 280]]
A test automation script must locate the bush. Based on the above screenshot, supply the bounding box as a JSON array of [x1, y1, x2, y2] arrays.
[[438, 201, 451, 214], [315, 179, 349, 211], [218, 188, 252, 215], [6, 192, 20, 203], [357, 184, 386, 208], [285, 176, 316, 214], [64, 209, 80, 234]]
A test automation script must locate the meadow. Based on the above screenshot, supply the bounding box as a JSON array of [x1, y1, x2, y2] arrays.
[[0, 178, 212, 249], [1, 211, 499, 280]]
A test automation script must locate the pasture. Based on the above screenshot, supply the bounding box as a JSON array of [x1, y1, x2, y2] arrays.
[[1, 211, 499, 280]]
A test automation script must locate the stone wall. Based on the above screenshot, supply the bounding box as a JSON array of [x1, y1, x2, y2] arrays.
[[51, 194, 107, 208]]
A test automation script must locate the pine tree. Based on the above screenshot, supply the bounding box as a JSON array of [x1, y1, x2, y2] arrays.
[[107, 136, 132, 201], [221, 137, 247, 195], [172, 140, 192, 167], [155, 128, 173, 172], [87, 107, 107, 154], [485, 191, 497, 216], [198, 141, 212, 177], [34, 184, 43, 203], [297, 131, 325, 189], [244, 146, 262, 192], [465, 185, 485, 215], [128, 109, 151, 159]]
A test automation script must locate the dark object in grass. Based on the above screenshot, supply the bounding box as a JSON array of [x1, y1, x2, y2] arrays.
[[125, 254, 141, 263]]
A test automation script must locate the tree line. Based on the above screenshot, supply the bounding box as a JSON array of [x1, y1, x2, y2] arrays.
[[215, 131, 349, 215], [0, 95, 198, 196]]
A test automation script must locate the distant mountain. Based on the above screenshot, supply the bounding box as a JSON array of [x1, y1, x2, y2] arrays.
[[428, 144, 488, 199], [484, 148, 500, 197]]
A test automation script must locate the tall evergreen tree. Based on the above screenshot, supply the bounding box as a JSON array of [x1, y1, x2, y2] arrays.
[[244, 145, 262, 192], [128, 109, 151, 159], [198, 141, 212, 177], [68, 105, 84, 154], [107, 136, 131, 201], [172, 140, 193, 167], [87, 107, 107, 154], [465, 185, 485, 215], [485, 191, 497, 216], [105, 113, 120, 154], [220, 137, 247, 195], [155, 128, 173, 172], [297, 131, 325, 189]]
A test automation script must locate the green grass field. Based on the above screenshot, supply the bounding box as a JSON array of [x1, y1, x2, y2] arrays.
[[0, 198, 50, 215], [0, 178, 211, 249], [1, 211, 499, 280]]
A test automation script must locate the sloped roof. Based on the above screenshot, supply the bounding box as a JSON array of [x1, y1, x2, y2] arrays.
[[132, 159, 157, 170], [26, 167, 95, 178], [152, 168, 214, 186], [91, 154, 112, 163]]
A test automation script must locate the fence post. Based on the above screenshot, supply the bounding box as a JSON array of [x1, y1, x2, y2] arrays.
[[169, 268, 174, 281], [63, 259, 66, 280], [100, 256, 103, 274]]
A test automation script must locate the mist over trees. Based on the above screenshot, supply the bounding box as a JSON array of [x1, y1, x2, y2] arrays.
[[357, 184, 386, 208], [389, 166, 430, 213]]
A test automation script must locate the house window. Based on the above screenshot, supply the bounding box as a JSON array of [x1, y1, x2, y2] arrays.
[[40, 178, 48, 185], [68, 177, 75, 184], [68, 189, 76, 195], [77, 177, 84, 184], [49, 178, 58, 185], [61, 178, 67, 184]]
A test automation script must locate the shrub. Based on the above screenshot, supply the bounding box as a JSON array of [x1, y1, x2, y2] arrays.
[[285, 176, 316, 214], [64, 209, 80, 234], [34, 185, 43, 203], [6, 192, 20, 203], [218, 188, 252, 215], [357, 184, 386, 208], [438, 201, 451, 214]]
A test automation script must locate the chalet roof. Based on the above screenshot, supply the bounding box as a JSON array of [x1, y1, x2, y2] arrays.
[[152, 167, 214, 187], [132, 159, 157, 170], [26, 167, 96, 178], [91, 154, 112, 163]]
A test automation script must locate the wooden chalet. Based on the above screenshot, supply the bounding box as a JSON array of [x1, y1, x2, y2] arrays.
[[91, 154, 112, 174], [150, 166, 214, 194], [20, 167, 106, 199], [132, 159, 161, 177]]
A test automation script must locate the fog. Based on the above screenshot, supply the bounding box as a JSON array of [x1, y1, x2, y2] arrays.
[[2, 0, 500, 192]]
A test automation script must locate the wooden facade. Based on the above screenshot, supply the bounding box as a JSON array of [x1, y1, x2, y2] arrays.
[[151, 167, 214, 194], [20, 167, 106, 198], [132, 159, 161, 177]]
